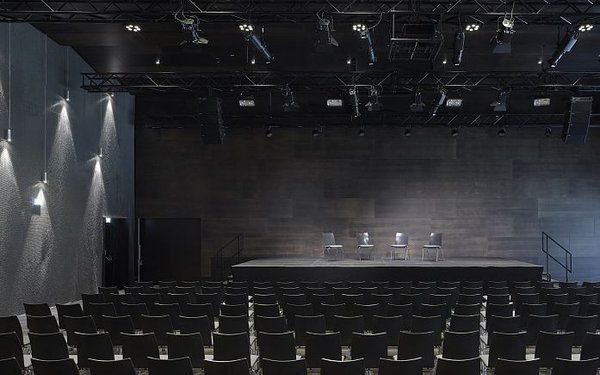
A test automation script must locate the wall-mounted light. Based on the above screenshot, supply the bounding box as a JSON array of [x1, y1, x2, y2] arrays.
[[110, 92, 115, 98], [42, 171, 48, 184], [64, 89, 70, 102], [98, 147, 104, 159], [2, 128, 11, 143], [32, 192, 43, 215]]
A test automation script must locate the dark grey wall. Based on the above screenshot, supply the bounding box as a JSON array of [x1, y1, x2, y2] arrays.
[[0, 24, 135, 315], [136, 121, 600, 282]]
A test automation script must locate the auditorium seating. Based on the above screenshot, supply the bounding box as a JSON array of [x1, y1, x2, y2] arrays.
[[3, 278, 600, 375]]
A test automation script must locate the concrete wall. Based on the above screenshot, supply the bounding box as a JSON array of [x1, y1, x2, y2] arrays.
[[136, 122, 600, 282], [0, 24, 134, 315]]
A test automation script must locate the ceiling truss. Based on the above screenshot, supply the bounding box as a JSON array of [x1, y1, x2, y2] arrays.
[[1, 1, 599, 24], [81, 70, 600, 93]]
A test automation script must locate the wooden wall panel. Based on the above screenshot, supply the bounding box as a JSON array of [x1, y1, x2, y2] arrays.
[[136, 124, 600, 281]]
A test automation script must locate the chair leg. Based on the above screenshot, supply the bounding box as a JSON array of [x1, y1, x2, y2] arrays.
[[422, 247, 425, 261], [435, 249, 439, 262]]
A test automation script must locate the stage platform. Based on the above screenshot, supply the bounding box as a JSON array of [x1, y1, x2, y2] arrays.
[[232, 257, 543, 282]]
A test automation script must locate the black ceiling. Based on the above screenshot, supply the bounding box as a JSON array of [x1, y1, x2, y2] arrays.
[[4, 0, 599, 125]]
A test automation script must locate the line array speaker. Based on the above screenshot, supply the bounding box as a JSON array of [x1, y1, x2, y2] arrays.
[[562, 96, 593, 145]]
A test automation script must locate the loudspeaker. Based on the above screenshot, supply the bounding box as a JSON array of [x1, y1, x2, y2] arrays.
[[562, 97, 593, 144], [198, 97, 224, 144]]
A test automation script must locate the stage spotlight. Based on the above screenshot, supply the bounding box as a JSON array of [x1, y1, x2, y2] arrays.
[[265, 126, 273, 138], [239, 95, 256, 107], [358, 126, 366, 137], [547, 30, 578, 68], [491, 15, 514, 54], [465, 23, 480, 32], [239, 24, 274, 63], [545, 127, 553, 137], [282, 85, 300, 112], [453, 31, 465, 66], [498, 127, 507, 137], [327, 98, 343, 107], [578, 24, 593, 32], [410, 91, 426, 113], [349, 87, 361, 117], [155, 57, 161, 65], [365, 86, 383, 112], [451, 128, 459, 137], [430, 88, 448, 116], [404, 128, 412, 137], [533, 97, 551, 107], [446, 98, 463, 108], [352, 23, 377, 65], [491, 90, 508, 112], [125, 24, 141, 32], [315, 15, 339, 49]]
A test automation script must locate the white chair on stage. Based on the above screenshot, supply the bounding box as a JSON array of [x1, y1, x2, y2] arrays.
[[356, 232, 374, 260], [390, 232, 409, 260], [322, 232, 343, 260], [422, 232, 444, 262]]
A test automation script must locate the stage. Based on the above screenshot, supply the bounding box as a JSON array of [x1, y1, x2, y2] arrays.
[[232, 257, 543, 282]]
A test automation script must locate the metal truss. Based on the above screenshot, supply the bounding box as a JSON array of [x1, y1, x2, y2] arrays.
[[1, 1, 599, 24], [81, 70, 600, 93], [221, 112, 600, 128]]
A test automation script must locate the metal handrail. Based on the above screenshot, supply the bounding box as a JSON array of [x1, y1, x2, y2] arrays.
[[216, 233, 244, 280], [541, 231, 573, 282]]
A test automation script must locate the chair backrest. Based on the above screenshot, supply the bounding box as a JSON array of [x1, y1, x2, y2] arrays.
[[294, 314, 325, 346], [397, 330, 435, 368], [221, 303, 248, 317], [255, 315, 289, 335], [75, 332, 115, 368], [449, 314, 480, 332], [442, 330, 480, 359], [213, 332, 250, 362], [550, 358, 600, 375], [27, 315, 60, 333], [0, 358, 24, 375], [32, 358, 79, 375], [495, 358, 540, 375], [322, 233, 336, 246], [141, 314, 174, 346], [435, 357, 480, 375], [121, 332, 160, 368], [350, 332, 387, 368], [372, 315, 405, 345], [24, 303, 51, 317], [305, 331, 342, 368], [147, 357, 193, 375], [262, 358, 307, 375], [429, 232, 442, 246], [534, 331, 574, 368], [0, 332, 24, 369], [257, 331, 297, 363], [356, 233, 370, 246], [89, 358, 137, 375], [321, 358, 365, 375], [0, 316, 23, 347], [166, 332, 205, 368], [332, 315, 364, 346], [488, 331, 527, 368], [204, 358, 250, 375], [566, 315, 598, 345], [254, 303, 280, 318], [378, 357, 423, 375], [410, 315, 443, 346], [179, 315, 213, 345], [63, 315, 97, 346], [103, 315, 135, 345], [581, 332, 600, 360], [395, 233, 408, 246], [218, 314, 249, 335], [56, 303, 84, 329], [28, 332, 69, 360]]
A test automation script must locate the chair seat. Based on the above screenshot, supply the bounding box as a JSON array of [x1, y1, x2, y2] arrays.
[[358, 245, 374, 248], [423, 245, 441, 249], [326, 245, 343, 248], [391, 245, 407, 248]]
